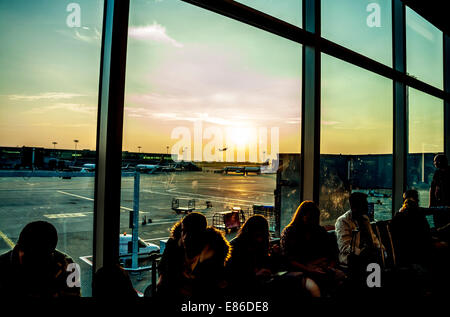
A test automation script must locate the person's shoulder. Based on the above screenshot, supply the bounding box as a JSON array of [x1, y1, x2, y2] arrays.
[[336, 210, 351, 224], [317, 225, 328, 234], [205, 226, 228, 243], [281, 225, 295, 237], [53, 249, 75, 265]]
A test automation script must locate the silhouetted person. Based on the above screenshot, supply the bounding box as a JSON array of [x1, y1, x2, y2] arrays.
[[226, 215, 319, 298], [430, 154, 450, 207], [156, 212, 230, 300], [281, 201, 343, 296], [335, 192, 383, 267], [0, 221, 81, 297], [391, 198, 433, 266], [430, 154, 450, 231], [227, 215, 272, 292], [93, 264, 138, 299]]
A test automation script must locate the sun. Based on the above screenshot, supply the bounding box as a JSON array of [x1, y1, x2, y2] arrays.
[[227, 127, 256, 147]]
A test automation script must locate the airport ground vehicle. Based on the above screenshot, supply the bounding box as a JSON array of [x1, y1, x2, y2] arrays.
[[118, 233, 160, 260], [171, 198, 196, 214]]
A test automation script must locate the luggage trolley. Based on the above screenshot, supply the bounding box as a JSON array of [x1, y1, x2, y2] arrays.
[[171, 197, 196, 214], [212, 207, 247, 233]]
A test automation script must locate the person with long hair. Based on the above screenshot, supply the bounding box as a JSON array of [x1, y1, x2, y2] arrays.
[[281, 201, 343, 295], [227, 215, 320, 298]]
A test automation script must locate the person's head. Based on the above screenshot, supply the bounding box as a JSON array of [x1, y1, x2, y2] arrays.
[[403, 189, 419, 204], [93, 264, 137, 299], [16, 221, 58, 266], [236, 215, 269, 247], [400, 198, 419, 213], [349, 192, 368, 219], [434, 154, 448, 170], [178, 212, 207, 257], [288, 201, 321, 227]]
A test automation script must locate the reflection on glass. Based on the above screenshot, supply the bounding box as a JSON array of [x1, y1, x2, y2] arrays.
[[321, 0, 392, 66], [0, 0, 103, 296], [123, 0, 301, 294], [320, 54, 393, 225], [234, 0, 302, 27], [406, 6, 443, 89], [407, 88, 444, 209]]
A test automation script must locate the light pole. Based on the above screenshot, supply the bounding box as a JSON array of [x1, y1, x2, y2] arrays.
[[166, 145, 169, 155], [74, 139, 79, 151], [52, 142, 57, 149], [138, 146, 141, 153]]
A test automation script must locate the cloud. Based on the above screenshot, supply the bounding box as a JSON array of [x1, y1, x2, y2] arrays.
[[8, 92, 85, 101], [128, 22, 183, 48], [26, 103, 96, 115], [322, 121, 340, 126], [125, 45, 301, 130], [73, 28, 101, 43]]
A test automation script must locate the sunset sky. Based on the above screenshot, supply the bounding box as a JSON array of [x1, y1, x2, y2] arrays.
[[0, 0, 444, 160]]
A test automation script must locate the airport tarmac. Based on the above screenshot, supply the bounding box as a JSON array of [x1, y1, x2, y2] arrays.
[[0, 171, 276, 296]]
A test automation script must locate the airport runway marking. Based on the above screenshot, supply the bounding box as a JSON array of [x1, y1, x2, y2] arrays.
[[79, 255, 93, 266], [44, 212, 89, 219], [143, 237, 169, 242], [57, 190, 150, 214], [0, 230, 15, 249]]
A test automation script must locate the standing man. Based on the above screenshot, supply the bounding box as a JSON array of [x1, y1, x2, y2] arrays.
[[429, 154, 450, 234], [430, 154, 450, 208]]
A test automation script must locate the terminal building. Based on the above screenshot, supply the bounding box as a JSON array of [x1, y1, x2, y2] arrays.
[[0, 0, 449, 305]]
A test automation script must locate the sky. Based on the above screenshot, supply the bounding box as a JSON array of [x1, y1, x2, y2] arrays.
[[0, 0, 444, 159]]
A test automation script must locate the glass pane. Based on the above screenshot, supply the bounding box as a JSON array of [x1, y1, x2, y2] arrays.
[[320, 54, 393, 225], [406, 6, 443, 89], [321, 0, 392, 66], [123, 0, 301, 295], [0, 0, 103, 296], [407, 88, 444, 211], [234, 0, 302, 27]]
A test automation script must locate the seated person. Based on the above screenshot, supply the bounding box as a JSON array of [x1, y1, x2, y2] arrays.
[[400, 189, 449, 244], [156, 212, 230, 300], [335, 192, 384, 268], [0, 221, 81, 298], [397, 189, 420, 214], [280, 201, 344, 294], [93, 264, 138, 299], [391, 198, 434, 266], [226, 215, 320, 298]]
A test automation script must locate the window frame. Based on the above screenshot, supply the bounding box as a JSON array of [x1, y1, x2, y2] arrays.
[[93, 0, 450, 292]]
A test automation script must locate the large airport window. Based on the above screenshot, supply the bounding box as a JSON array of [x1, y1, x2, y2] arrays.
[[0, 0, 103, 296], [234, 0, 302, 27], [407, 88, 444, 209], [321, 0, 392, 66], [406, 6, 443, 89], [320, 53, 393, 226], [121, 0, 302, 294]]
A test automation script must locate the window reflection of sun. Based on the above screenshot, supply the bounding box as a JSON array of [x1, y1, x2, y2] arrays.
[[227, 127, 256, 148]]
